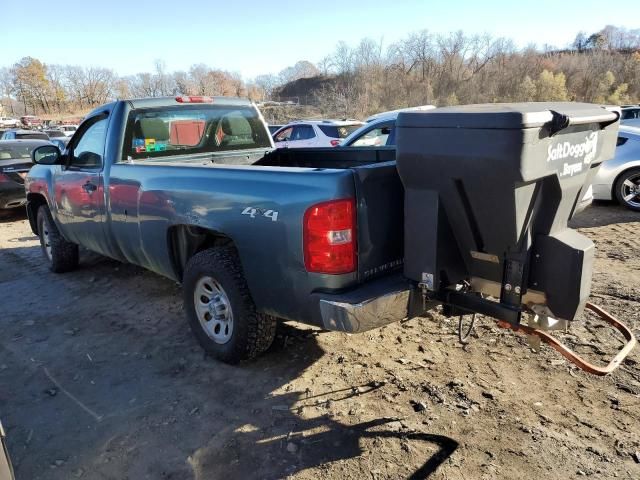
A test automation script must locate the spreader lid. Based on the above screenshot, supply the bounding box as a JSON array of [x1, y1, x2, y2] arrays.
[[397, 102, 619, 130]]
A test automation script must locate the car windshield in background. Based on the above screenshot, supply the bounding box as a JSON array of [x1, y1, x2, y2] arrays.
[[16, 132, 49, 140], [0, 144, 36, 160], [622, 108, 640, 120], [317, 124, 361, 139], [124, 105, 271, 160]]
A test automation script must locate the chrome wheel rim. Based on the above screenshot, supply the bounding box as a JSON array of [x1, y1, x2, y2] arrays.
[[621, 173, 640, 208], [194, 276, 233, 344], [41, 220, 52, 260]]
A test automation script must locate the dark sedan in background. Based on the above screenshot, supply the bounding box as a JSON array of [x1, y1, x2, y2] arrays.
[[0, 129, 49, 141], [0, 140, 50, 210]]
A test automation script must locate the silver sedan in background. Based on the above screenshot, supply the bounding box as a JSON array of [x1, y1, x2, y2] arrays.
[[592, 125, 640, 211]]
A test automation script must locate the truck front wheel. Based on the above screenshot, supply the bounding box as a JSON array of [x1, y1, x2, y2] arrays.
[[183, 247, 277, 364], [37, 205, 79, 273]]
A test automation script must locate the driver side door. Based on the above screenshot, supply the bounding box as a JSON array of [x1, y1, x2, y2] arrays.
[[53, 114, 110, 254]]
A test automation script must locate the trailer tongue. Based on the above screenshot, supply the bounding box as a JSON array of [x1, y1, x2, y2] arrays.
[[396, 102, 636, 375]]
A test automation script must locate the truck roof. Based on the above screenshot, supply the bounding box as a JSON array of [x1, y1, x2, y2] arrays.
[[84, 96, 257, 123], [125, 96, 253, 109]]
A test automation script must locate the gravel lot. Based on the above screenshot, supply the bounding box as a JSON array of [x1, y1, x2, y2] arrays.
[[0, 203, 639, 480]]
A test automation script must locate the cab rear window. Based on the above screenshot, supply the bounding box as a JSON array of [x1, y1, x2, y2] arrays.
[[123, 105, 271, 160]]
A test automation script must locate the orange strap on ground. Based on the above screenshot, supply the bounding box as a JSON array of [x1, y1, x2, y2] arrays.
[[496, 302, 636, 376]]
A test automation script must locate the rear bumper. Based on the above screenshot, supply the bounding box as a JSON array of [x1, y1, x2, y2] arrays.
[[0, 184, 27, 210], [311, 274, 413, 333]]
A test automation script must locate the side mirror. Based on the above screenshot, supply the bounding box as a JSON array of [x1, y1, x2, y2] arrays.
[[381, 127, 391, 135], [32, 145, 62, 165]]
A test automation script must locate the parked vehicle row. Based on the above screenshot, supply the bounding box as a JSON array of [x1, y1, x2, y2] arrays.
[[1, 101, 639, 218], [0, 128, 73, 212], [1, 128, 74, 142], [266, 106, 639, 213]]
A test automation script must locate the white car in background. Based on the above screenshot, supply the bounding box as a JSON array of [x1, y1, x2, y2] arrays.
[[341, 105, 436, 147], [59, 125, 78, 137], [592, 125, 640, 211], [0, 117, 20, 128], [272, 120, 363, 148]]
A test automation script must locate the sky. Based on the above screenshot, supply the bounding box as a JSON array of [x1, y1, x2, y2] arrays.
[[1, 0, 638, 79]]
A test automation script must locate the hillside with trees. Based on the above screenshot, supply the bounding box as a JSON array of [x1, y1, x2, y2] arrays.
[[0, 25, 638, 121]]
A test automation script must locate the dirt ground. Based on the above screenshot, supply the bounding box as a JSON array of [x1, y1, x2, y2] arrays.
[[0, 203, 639, 480]]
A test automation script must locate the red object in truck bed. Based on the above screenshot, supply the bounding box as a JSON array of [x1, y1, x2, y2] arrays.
[[170, 120, 205, 146]]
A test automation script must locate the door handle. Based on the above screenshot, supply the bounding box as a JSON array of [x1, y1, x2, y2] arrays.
[[82, 182, 97, 193]]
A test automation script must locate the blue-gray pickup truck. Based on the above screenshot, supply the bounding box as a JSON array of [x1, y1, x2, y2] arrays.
[[27, 97, 635, 373], [25, 96, 405, 363]]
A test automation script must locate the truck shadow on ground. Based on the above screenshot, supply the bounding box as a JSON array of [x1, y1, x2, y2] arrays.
[[0, 243, 458, 480], [187, 327, 459, 479]]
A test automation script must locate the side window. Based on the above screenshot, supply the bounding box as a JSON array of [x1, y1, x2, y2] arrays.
[[274, 127, 293, 142], [617, 136, 628, 147], [301, 125, 316, 140], [350, 125, 393, 147], [69, 117, 108, 168], [292, 125, 316, 141]]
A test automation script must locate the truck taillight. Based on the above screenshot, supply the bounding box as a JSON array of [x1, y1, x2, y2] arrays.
[[175, 96, 214, 103], [303, 199, 356, 274], [0, 173, 11, 183], [330, 139, 341, 147]]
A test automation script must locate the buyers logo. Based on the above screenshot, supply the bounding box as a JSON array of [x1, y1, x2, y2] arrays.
[[547, 132, 598, 165]]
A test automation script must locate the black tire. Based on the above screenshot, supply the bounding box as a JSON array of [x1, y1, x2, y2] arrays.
[[614, 167, 640, 212], [183, 247, 277, 364], [37, 205, 79, 273]]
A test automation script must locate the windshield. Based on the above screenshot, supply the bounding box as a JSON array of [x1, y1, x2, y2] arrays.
[[123, 104, 271, 160], [0, 144, 37, 160], [317, 124, 361, 139], [16, 132, 49, 140]]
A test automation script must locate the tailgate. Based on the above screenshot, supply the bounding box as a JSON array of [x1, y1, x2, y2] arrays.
[[352, 161, 404, 282]]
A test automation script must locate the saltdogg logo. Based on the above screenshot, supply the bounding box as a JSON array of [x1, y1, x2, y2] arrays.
[[547, 132, 598, 165]]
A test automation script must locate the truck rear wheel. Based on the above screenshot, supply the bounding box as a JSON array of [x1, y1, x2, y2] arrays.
[[37, 205, 79, 273], [183, 247, 277, 364]]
